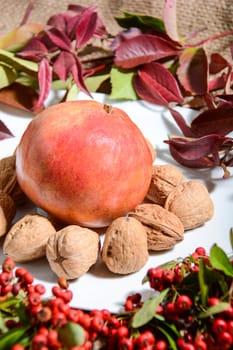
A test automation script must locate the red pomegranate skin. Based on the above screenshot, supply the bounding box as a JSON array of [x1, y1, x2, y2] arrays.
[[16, 100, 153, 227]]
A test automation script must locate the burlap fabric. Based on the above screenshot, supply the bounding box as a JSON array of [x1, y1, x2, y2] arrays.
[[0, 0, 233, 60]]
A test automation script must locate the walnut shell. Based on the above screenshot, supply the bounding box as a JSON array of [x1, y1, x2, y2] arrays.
[[129, 203, 184, 251], [3, 213, 56, 262], [0, 155, 27, 205], [101, 216, 148, 275], [0, 191, 16, 237], [46, 225, 100, 280], [164, 180, 214, 230], [146, 164, 186, 205]]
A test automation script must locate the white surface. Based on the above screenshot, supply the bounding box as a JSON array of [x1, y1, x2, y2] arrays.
[[0, 92, 232, 312]]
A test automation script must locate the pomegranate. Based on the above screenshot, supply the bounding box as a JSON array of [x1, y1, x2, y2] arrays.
[[16, 100, 153, 227]]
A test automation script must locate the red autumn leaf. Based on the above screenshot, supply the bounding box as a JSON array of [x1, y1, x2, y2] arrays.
[[134, 72, 168, 106], [0, 120, 14, 140], [169, 108, 195, 137], [17, 37, 48, 62], [53, 51, 75, 81], [191, 107, 233, 137], [163, 0, 180, 43], [65, 5, 106, 41], [47, 13, 68, 34], [71, 56, 91, 97], [114, 34, 180, 69], [46, 27, 71, 51], [74, 6, 98, 49], [138, 62, 183, 103], [177, 47, 208, 95], [164, 134, 226, 168], [209, 53, 231, 74], [32, 58, 51, 112]]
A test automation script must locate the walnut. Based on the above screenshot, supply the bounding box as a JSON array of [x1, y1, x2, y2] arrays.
[[0, 191, 16, 237], [3, 213, 56, 262], [164, 180, 214, 230], [146, 164, 186, 205], [101, 216, 148, 274], [129, 203, 184, 251], [46, 225, 100, 280], [0, 155, 27, 205]]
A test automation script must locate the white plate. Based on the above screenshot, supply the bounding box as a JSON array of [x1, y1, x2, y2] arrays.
[[0, 92, 232, 312]]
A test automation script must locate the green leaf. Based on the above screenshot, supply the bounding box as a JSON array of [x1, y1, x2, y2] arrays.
[[58, 322, 85, 347], [210, 243, 233, 277], [16, 73, 38, 89], [230, 228, 233, 251], [66, 83, 79, 101], [157, 324, 179, 350], [198, 258, 209, 306], [0, 63, 17, 88], [199, 302, 231, 318], [132, 289, 168, 328], [110, 67, 138, 100], [85, 74, 110, 92], [0, 326, 30, 350], [115, 12, 166, 32], [0, 49, 38, 74]]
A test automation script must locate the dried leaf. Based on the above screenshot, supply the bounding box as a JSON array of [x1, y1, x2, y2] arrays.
[[114, 34, 180, 69], [163, 0, 180, 42], [191, 107, 233, 137], [177, 47, 208, 95], [0, 83, 40, 112], [0, 23, 43, 50], [0, 120, 14, 140]]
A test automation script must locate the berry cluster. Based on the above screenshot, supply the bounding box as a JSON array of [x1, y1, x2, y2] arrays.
[[0, 245, 232, 350]]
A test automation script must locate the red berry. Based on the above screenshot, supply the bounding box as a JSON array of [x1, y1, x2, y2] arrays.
[[175, 295, 193, 312], [91, 315, 104, 332], [34, 283, 46, 295], [194, 338, 207, 350], [11, 345, 25, 350], [154, 339, 168, 350], [194, 247, 206, 256], [116, 325, 129, 339], [22, 271, 34, 285], [0, 271, 12, 286], [227, 320, 233, 336], [212, 318, 227, 334], [208, 297, 220, 306], [118, 337, 133, 350], [2, 257, 15, 272], [163, 269, 175, 283]]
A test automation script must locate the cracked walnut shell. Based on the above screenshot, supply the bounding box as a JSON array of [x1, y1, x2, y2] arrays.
[[146, 164, 186, 206], [3, 213, 56, 262], [0, 191, 16, 237], [0, 155, 27, 205], [129, 203, 184, 251], [164, 180, 214, 230], [46, 225, 100, 280], [102, 216, 148, 274]]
